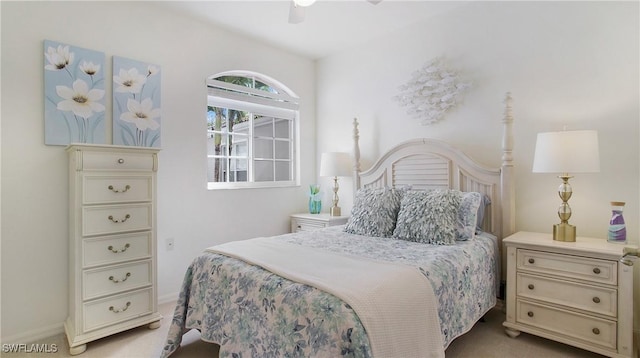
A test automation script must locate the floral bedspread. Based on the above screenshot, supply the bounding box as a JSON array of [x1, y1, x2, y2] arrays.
[[161, 227, 497, 358]]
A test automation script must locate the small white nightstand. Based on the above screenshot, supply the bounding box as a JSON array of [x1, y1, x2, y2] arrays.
[[503, 231, 635, 358], [290, 213, 349, 233]]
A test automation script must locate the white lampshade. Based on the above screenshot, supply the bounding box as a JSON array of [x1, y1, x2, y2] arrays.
[[532, 130, 600, 174], [320, 152, 351, 177]]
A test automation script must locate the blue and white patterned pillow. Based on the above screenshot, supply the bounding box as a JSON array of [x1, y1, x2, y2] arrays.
[[343, 186, 404, 238], [393, 189, 461, 245], [457, 191, 483, 241]]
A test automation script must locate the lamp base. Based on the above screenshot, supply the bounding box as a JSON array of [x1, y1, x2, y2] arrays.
[[553, 223, 576, 242], [330, 206, 341, 217]]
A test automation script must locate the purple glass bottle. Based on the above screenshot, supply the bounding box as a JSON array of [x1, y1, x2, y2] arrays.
[[607, 201, 626, 243]]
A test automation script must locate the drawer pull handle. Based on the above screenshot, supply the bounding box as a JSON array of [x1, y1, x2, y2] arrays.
[[117, 158, 125, 164], [592, 297, 600, 303], [528, 258, 535, 264], [108, 185, 131, 193], [108, 214, 131, 223], [527, 311, 534, 317], [593, 267, 601, 274], [109, 301, 131, 313], [592, 328, 600, 335], [109, 272, 131, 283], [527, 284, 534, 290], [107, 243, 130, 253]]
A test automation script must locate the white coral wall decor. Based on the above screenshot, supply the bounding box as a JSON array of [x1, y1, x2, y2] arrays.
[[393, 57, 471, 125]]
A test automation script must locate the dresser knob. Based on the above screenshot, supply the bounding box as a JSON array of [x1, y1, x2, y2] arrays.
[[108, 184, 131, 193], [527, 311, 534, 317], [593, 267, 601, 274], [528, 284, 534, 290], [593, 297, 600, 303], [109, 272, 131, 283], [107, 243, 130, 253], [108, 214, 131, 223], [528, 258, 535, 264], [592, 328, 600, 335], [117, 158, 125, 164], [109, 301, 131, 313]]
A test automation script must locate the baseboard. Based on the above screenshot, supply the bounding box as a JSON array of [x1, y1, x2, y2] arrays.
[[158, 291, 179, 305], [2, 294, 180, 346], [0, 323, 63, 345]]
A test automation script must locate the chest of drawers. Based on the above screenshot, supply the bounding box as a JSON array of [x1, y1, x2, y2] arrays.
[[503, 232, 635, 358], [64, 144, 162, 355]]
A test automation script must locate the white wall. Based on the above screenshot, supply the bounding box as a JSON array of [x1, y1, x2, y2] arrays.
[[316, 0, 639, 344], [0, 1, 315, 342]]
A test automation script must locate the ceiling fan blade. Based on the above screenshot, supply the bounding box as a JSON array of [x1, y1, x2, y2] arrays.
[[288, 1, 306, 24]]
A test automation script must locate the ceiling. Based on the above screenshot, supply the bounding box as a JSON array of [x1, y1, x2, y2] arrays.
[[156, 1, 470, 60]]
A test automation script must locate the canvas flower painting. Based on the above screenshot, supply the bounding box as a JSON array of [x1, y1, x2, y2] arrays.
[[44, 40, 106, 145], [113, 56, 161, 147]]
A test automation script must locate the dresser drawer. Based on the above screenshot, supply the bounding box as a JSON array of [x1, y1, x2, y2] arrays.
[[83, 233, 152, 268], [517, 249, 617, 285], [83, 288, 153, 332], [83, 175, 152, 204], [293, 219, 327, 232], [81, 151, 155, 171], [82, 204, 152, 237], [516, 300, 616, 350], [83, 260, 152, 300], [516, 273, 617, 317]]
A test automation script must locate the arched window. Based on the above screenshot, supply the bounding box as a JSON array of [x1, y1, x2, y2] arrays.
[[206, 71, 299, 189]]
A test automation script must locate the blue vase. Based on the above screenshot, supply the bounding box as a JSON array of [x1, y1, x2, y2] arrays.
[[309, 185, 321, 214], [309, 198, 322, 214]]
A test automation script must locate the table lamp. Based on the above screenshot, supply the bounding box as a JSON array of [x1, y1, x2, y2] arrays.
[[532, 130, 600, 242], [320, 152, 351, 216]]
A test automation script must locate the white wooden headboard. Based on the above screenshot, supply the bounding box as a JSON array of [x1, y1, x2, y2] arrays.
[[352, 93, 516, 242]]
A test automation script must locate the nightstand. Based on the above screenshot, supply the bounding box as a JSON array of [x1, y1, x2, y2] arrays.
[[290, 213, 349, 233], [503, 231, 635, 358]]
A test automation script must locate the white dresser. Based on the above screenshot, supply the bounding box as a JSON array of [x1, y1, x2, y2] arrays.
[[503, 231, 635, 358], [290, 213, 349, 233], [65, 144, 162, 355]]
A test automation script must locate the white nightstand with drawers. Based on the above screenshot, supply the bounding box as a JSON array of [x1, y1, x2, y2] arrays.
[[65, 144, 162, 355], [290, 213, 348, 233], [503, 231, 635, 358]]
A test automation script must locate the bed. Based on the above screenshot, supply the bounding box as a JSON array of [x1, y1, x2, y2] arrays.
[[161, 93, 516, 358]]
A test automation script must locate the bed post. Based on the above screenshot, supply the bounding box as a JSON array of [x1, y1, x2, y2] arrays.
[[353, 118, 361, 193], [501, 93, 516, 239]]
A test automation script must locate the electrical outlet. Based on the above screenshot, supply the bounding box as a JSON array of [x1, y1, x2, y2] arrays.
[[166, 238, 175, 251]]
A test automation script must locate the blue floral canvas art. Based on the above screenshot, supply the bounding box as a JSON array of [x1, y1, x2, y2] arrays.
[[113, 56, 161, 147], [44, 40, 106, 145]]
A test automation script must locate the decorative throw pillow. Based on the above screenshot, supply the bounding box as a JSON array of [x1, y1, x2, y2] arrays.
[[393, 189, 461, 245], [456, 191, 483, 241], [343, 186, 404, 237]]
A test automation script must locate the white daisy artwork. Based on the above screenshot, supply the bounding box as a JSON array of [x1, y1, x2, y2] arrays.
[[113, 56, 161, 147], [44, 40, 106, 145]]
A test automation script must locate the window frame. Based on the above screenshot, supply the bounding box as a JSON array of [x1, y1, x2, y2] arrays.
[[206, 72, 300, 190]]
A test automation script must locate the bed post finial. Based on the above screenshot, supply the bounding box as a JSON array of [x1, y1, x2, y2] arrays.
[[353, 118, 361, 192], [501, 92, 515, 239], [502, 92, 514, 166]]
